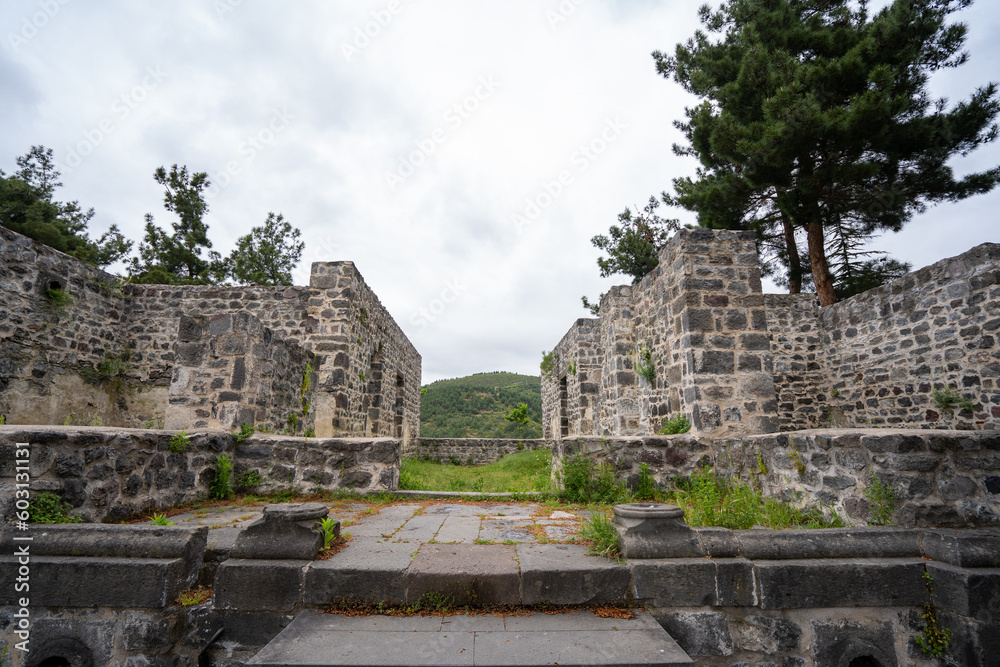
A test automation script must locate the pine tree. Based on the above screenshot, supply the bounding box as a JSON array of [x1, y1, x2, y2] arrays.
[[225, 212, 304, 286], [656, 0, 1000, 305]]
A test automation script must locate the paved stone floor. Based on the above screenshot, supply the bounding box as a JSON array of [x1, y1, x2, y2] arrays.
[[247, 609, 693, 666], [166, 501, 591, 549]]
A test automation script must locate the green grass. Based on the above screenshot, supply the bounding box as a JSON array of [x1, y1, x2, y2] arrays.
[[399, 448, 553, 493], [668, 469, 846, 530]]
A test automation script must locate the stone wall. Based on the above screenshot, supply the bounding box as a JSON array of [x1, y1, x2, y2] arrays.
[[0, 426, 400, 523], [406, 437, 549, 466], [164, 312, 317, 434], [0, 227, 421, 448], [545, 231, 999, 438], [551, 435, 714, 489], [543, 229, 779, 440], [715, 428, 1000, 528]]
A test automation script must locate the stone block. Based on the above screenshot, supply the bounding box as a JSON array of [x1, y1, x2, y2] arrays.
[[405, 544, 520, 606], [731, 614, 802, 654], [926, 561, 1000, 622], [811, 619, 898, 667], [0, 556, 186, 608], [756, 559, 926, 609], [613, 504, 704, 559], [631, 559, 718, 606], [214, 559, 305, 611], [517, 544, 631, 605], [652, 611, 734, 657], [736, 528, 919, 560], [920, 529, 1000, 567], [229, 502, 329, 560], [305, 541, 411, 604]]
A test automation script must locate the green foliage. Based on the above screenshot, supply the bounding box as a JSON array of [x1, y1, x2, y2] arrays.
[[633, 463, 658, 501], [46, 287, 75, 318], [399, 448, 552, 493], [1, 146, 132, 267], [150, 513, 175, 526], [539, 351, 556, 382], [319, 517, 339, 550], [0, 415, 5, 425], [657, 414, 691, 435], [27, 493, 83, 523], [634, 347, 655, 384], [788, 441, 807, 477], [864, 471, 896, 527], [580, 509, 622, 560], [226, 212, 304, 285], [211, 455, 235, 500], [656, 0, 1000, 306], [411, 590, 454, 614], [589, 196, 679, 285], [169, 431, 190, 453], [236, 469, 262, 491], [504, 402, 530, 431], [233, 423, 255, 443], [80, 347, 133, 398], [559, 454, 626, 504], [932, 386, 976, 414], [568, 362, 577, 375], [915, 571, 953, 658], [420, 372, 543, 439], [304, 427, 315, 438], [130, 165, 218, 285], [669, 469, 845, 530], [177, 586, 212, 607]]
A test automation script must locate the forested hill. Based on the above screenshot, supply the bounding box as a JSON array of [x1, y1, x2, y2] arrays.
[[419, 372, 543, 439]]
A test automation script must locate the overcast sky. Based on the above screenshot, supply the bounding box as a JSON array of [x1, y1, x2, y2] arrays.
[[3, 0, 998, 384]]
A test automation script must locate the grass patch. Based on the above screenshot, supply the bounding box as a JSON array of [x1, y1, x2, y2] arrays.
[[579, 509, 621, 560], [400, 448, 553, 493], [28, 493, 83, 523], [668, 469, 845, 530]]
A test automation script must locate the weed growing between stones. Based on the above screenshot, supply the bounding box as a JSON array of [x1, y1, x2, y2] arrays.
[[80, 347, 133, 399], [787, 437, 807, 476], [45, 286, 75, 318], [656, 414, 691, 434], [27, 493, 83, 523], [579, 509, 621, 560], [633, 463, 658, 501], [560, 454, 625, 503], [319, 517, 339, 549], [232, 422, 255, 442], [150, 513, 174, 525], [634, 346, 656, 385], [169, 430, 190, 453], [864, 471, 896, 526], [931, 386, 975, 415], [176, 586, 212, 607], [915, 571, 953, 658], [236, 469, 262, 492], [211, 455, 235, 500]]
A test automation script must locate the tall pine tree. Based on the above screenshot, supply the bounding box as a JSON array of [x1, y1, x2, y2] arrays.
[[657, 0, 1000, 305]]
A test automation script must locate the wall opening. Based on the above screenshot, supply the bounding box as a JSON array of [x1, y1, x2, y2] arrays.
[[394, 373, 404, 438], [559, 376, 568, 437]]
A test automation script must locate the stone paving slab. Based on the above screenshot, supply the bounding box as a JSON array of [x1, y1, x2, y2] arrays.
[[407, 544, 520, 606], [304, 539, 415, 604], [479, 519, 535, 543], [247, 610, 692, 666], [392, 514, 448, 542], [436, 516, 483, 544]]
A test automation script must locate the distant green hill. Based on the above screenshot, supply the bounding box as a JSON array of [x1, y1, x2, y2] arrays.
[[419, 372, 542, 439]]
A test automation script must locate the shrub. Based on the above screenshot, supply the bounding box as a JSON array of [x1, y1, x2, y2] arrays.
[[232, 423, 255, 443], [864, 471, 896, 526], [211, 455, 235, 500], [169, 431, 190, 453], [540, 350, 556, 382], [46, 287, 75, 318], [657, 414, 691, 435], [633, 463, 658, 501], [932, 386, 975, 414], [559, 454, 626, 504], [634, 347, 655, 384], [28, 493, 83, 523], [236, 469, 262, 491]]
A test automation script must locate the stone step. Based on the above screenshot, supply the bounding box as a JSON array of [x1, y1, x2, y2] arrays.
[[247, 609, 692, 667]]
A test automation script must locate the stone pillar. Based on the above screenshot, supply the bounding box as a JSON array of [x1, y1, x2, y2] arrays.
[[663, 229, 778, 436]]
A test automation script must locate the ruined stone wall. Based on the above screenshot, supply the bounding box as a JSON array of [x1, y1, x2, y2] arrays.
[[0, 426, 400, 523], [308, 262, 421, 445], [0, 225, 154, 427], [0, 228, 421, 446], [164, 312, 317, 434], [544, 229, 778, 440], [715, 428, 1000, 528], [765, 293, 830, 431], [542, 318, 601, 439], [407, 437, 549, 466]]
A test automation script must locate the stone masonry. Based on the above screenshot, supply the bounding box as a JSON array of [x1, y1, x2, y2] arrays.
[[0, 225, 421, 448]]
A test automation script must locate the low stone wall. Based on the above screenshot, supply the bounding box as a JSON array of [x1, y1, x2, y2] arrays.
[[407, 438, 549, 465], [0, 426, 400, 522], [638, 525, 999, 666], [551, 435, 717, 488], [716, 429, 1000, 528]]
